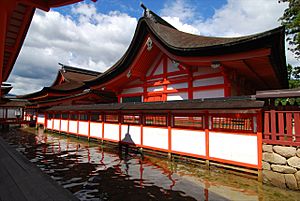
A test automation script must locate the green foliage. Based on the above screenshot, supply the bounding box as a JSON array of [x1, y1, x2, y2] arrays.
[[287, 63, 300, 88], [279, 0, 300, 59]]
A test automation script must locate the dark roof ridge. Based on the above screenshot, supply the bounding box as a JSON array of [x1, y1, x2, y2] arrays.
[[58, 63, 101, 76], [140, 3, 176, 30]]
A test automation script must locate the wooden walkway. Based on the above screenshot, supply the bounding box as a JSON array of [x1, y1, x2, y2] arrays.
[[0, 137, 78, 201]]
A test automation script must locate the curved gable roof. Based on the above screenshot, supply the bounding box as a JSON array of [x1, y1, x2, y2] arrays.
[[85, 9, 287, 88]]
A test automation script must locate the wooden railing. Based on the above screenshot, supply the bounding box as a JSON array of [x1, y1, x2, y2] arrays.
[[263, 110, 300, 146]]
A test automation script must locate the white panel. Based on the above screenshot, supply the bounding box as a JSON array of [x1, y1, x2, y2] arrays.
[[167, 83, 188, 90], [69, 120, 78, 134], [0, 109, 4, 118], [90, 122, 102, 138], [7, 109, 15, 118], [121, 87, 143, 94], [61, 120, 68, 132], [37, 117, 45, 124], [53, 119, 60, 131], [121, 125, 141, 145], [193, 76, 224, 87], [209, 132, 258, 165], [193, 89, 224, 99], [147, 86, 163, 92], [193, 66, 221, 76], [167, 58, 179, 72], [167, 92, 188, 101], [171, 129, 206, 156], [153, 60, 163, 75], [104, 123, 119, 141], [47, 119, 53, 129], [143, 127, 168, 150], [146, 54, 162, 76], [78, 121, 89, 136]]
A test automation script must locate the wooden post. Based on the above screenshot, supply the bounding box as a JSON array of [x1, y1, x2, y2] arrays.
[[0, 6, 7, 97], [257, 111, 263, 181], [205, 111, 210, 169], [168, 112, 172, 160]]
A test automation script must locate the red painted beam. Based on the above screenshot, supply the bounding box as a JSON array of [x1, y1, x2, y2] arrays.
[[0, 6, 7, 96]]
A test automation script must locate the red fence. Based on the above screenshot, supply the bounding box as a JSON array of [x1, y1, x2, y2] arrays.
[[263, 110, 300, 146]]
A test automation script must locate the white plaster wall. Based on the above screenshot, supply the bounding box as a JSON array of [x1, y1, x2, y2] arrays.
[[121, 125, 141, 145], [104, 123, 119, 141], [167, 58, 179, 72], [60, 120, 68, 132], [37, 117, 45, 124], [121, 87, 143, 94], [167, 92, 188, 101], [153, 61, 163, 75], [78, 121, 89, 136], [193, 89, 224, 99], [7, 109, 15, 118], [47, 119, 53, 129], [69, 120, 78, 134], [143, 127, 168, 150], [90, 122, 102, 139], [167, 83, 188, 90], [147, 86, 163, 92], [53, 119, 60, 131], [193, 76, 224, 87], [171, 129, 206, 156], [209, 132, 258, 165]]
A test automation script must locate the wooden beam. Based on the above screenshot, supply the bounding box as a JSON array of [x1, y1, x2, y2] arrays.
[[0, 7, 7, 97], [19, 0, 50, 11], [3, 5, 34, 81], [242, 59, 270, 88]]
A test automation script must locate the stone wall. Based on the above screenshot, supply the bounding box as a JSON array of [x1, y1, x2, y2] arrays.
[[262, 144, 300, 190]]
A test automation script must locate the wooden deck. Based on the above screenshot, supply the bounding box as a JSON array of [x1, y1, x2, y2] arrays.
[[0, 137, 78, 201]]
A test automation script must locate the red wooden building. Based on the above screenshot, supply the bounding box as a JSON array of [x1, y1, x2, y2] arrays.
[[31, 6, 291, 172]]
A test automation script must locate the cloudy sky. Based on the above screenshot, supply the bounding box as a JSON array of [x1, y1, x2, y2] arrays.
[[8, 0, 299, 95]]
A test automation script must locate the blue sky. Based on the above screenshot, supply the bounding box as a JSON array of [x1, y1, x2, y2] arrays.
[[8, 0, 298, 95]]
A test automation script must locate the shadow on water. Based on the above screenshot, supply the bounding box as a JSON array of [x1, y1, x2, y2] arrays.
[[1, 127, 300, 201]]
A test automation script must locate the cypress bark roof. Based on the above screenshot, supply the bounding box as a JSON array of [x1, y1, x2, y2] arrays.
[[85, 6, 287, 88]]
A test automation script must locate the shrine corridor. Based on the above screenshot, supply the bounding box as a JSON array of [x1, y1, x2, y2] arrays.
[[1, 127, 300, 201]]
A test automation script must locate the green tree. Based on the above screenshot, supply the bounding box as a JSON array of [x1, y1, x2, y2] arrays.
[[279, 0, 300, 58], [287, 63, 300, 88]]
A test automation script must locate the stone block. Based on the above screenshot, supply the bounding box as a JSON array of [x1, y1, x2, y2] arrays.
[[262, 170, 286, 188], [297, 149, 300, 158], [263, 152, 286, 165], [284, 174, 298, 190], [295, 171, 300, 189], [287, 156, 300, 169], [273, 146, 296, 158], [262, 144, 273, 153], [271, 164, 297, 174], [262, 161, 271, 170]]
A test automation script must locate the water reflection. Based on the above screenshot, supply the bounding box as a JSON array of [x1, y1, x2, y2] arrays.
[[1, 128, 300, 201]]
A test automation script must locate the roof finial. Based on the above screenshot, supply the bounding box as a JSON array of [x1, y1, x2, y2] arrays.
[[140, 2, 150, 18]]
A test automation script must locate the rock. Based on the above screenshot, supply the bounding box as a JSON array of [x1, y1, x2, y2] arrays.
[[297, 149, 300, 158], [284, 174, 298, 190], [273, 146, 296, 158], [262, 161, 271, 170], [263, 152, 286, 165], [295, 171, 300, 189], [287, 156, 300, 169], [263, 170, 286, 188], [271, 164, 297, 174], [263, 144, 273, 153]]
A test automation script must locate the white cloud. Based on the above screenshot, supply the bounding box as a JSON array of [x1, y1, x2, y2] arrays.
[[161, 0, 299, 69], [161, 0, 196, 22], [8, 3, 137, 95]]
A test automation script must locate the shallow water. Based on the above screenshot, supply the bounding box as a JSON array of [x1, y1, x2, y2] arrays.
[[1, 127, 300, 201]]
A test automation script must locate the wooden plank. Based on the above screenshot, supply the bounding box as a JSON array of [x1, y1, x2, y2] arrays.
[[270, 110, 276, 141], [263, 112, 270, 139], [294, 112, 300, 142], [286, 112, 293, 142], [278, 112, 284, 140]]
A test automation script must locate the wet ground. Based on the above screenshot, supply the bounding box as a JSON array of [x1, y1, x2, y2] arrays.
[[1, 127, 300, 201]]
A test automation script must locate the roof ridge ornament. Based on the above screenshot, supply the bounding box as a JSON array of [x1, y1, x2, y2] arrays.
[[140, 3, 156, 23]]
